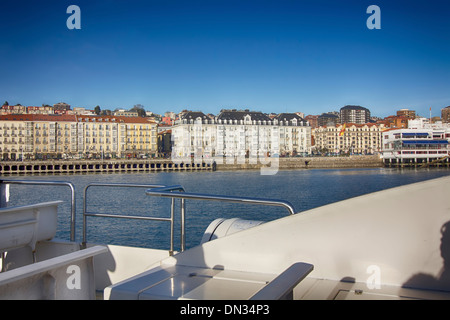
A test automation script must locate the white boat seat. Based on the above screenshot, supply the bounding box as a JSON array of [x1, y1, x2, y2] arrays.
[[104, 262, 313, 300], [0, 201, 63, 254], [0, 245, 108, 299]]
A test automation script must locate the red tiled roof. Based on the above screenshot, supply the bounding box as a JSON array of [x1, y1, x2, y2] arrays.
[[0, 114, 156, 124]]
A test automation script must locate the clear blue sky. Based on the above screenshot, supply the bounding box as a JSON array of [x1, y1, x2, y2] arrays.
[[1, 0, 449, 118]]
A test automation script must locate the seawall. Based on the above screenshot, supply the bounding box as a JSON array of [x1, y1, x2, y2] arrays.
[[0, 155, 384, 175], [0, 159, 212, 175], [215, 155, 384, 171]]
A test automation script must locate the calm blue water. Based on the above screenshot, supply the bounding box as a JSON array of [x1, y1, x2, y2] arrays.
[[5, 167, 450, 250]]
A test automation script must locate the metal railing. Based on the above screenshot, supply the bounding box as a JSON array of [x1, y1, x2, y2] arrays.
[[0, 179, 76, 241], [82, 183, 180, 254], [1, 179, 297, 254], [146, 185, 296, 252]]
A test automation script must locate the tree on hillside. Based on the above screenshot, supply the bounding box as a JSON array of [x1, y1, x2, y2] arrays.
[[131, 104, 146, 117]]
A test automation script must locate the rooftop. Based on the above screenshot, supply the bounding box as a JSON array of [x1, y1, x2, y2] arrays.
[[217, 110, 271, 121], [275, 113, 305, 122], [340, 105, 370, 111], [0, 114, 156, 124], [180, 111, 209, 121]]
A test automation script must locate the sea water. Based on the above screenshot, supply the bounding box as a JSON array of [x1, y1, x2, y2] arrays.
[[5, 167, 450, 250]]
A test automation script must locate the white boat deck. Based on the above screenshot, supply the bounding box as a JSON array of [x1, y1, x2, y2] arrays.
[[0, 175, 449, 300]]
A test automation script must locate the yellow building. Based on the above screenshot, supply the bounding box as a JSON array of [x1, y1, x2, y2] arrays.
[[313, 123, 385, 155], [119, 119, 158, 158], [0, 116, 28, 160], [0, 114, 157, 160]]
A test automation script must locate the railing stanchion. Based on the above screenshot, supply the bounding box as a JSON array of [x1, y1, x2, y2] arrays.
[[170, 198, 175, 255], [181, 198, 186, 252]]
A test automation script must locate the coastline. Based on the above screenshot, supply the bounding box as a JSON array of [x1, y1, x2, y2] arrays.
[[0, 155, 384, 175]]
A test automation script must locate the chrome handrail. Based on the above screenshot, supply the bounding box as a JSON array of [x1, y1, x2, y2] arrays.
[[1, 180, 297, 254], [146, 185, 296, 252], [0, 179, 76, 241], [146, 185, 296, 214], [83, 183, 179, 254]]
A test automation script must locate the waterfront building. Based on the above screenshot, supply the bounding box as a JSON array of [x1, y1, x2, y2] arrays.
[[171, 111, 216, 162], [313, 123, 384, 155], [274, 113, 311, 156], [0, 116, 28, 160], [118, 117, 158, 158], [216, 110, 276, 161], [78, 115, 157, 159], [0, 114, 157, 160], [33, 115, 79, 159], [339, 105, 371, 124], [381, 123, 450, 166], [157, 129, 172, 157], [171, 110, 311, 164]]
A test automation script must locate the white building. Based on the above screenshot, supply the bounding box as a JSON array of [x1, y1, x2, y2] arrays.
[[171, 110, 311, 165], [274, 113, 311, 156], [381, 119, 450, 166]]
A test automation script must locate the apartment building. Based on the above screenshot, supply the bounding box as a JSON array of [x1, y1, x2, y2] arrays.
[[118, 117, 158, 158], [275, 113, 311, 156], [313, 123, 384, 155], [0, 114, 157, 160], [171, 111, 217, 162], [0, 116, 28, 160], [171, 110, 311, 164], [339, 105, 371, 124]]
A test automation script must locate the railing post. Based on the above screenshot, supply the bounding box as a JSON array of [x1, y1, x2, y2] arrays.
[[170, 198, 175, 255], [67, 183, 76, 242], [181, 198, 186, 252], [83, 186, 88, 245], [0, 181, 9, 208]]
